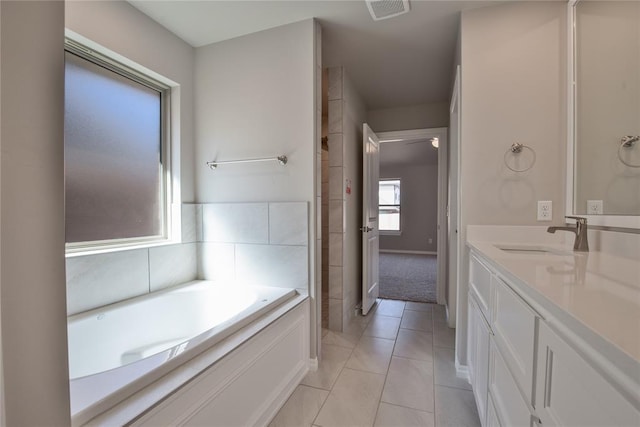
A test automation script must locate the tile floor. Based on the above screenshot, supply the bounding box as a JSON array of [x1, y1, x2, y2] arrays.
[[269, 299, 481, 427]]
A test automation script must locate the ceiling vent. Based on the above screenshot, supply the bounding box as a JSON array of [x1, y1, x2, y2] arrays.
[[366, 0, 410, 21]]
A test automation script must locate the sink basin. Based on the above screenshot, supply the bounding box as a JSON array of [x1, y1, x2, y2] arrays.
[[494, 244, 573, 256]]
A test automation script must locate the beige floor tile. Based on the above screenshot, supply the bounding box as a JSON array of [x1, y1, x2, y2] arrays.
[[375, 299, 405, 318], [363, 315, 401, 340], [434, 347, 472, 390], [432, 304, 447, 323], [404, 301, 434, 313], [352, 311, 373, 326], [314, 368, 386, 427], [393, 329, 434, 361], [345, 336, 395, 374], [374, 402, 435, 427], [400, 309, 433, 332], [269, 385, 329, 427], [381, 356, 434, 412], [433, 320, 456, 349], [301, 344, 352, 390], [435, 385, 481, 427], [322, 328, 361, 349]]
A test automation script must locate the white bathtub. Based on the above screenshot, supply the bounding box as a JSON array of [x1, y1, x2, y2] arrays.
[[68, 280, 299, 423]]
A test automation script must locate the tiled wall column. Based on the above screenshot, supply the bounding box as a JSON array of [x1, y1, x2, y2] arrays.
[[327, 67, 345, 332]]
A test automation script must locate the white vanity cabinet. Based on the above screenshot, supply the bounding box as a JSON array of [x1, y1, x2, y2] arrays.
[[467, 248, 640, 427], [535, 322, 639, 427]]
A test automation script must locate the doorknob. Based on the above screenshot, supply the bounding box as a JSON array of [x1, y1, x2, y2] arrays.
[[360, 226, 373, 232]]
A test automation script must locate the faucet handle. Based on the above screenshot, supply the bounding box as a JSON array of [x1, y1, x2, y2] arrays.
[[565, 215, 587, 225]]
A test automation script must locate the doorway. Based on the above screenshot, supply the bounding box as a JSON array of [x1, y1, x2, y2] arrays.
[[374, 128, 448, 305]]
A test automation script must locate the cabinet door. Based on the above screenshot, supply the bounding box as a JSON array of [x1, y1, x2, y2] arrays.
[[468, 296, 478, 387], [535, 322, 640, 427], [469, 254, 492, 319], [474, 305, 491, 427], [469, 294, 491, 426], [489, 338, 532, 427], [491, 276, 537, 404]]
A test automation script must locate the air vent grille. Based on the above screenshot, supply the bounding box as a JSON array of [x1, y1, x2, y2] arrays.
[[366, 0, 410, 21]]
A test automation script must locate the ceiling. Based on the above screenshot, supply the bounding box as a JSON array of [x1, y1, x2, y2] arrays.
[[380, 139, 439, 166], [128, 0, 496, 110]]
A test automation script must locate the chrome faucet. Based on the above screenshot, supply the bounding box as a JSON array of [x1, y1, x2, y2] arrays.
[[547, 216, 589, 252]]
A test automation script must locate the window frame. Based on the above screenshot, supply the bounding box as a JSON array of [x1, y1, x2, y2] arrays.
[[378, 178, 402, 235], [64, 37, 176, 256]]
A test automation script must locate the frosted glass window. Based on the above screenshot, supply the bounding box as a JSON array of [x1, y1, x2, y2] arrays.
[[64, 51, 165, 244], [379, 179, 401, 232]]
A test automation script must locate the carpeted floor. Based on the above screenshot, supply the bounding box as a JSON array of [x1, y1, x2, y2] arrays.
[[379, 253, 437, 303]]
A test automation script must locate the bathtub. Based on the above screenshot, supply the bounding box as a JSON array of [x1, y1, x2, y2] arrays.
[[68, 280, 305, 425]]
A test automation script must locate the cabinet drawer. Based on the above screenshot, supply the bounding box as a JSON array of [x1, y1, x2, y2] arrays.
[[491, 275, 537, 404], [535, 322, 640, 427], [489, 338, 532, 427], [470, 254, 492, 319]]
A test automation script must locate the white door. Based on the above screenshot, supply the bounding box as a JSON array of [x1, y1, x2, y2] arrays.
[[448, 65, 461, 327], [362, 124, 380, 315]]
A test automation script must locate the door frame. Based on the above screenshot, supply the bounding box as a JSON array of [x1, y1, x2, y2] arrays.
[[376, 127, 449, 305]]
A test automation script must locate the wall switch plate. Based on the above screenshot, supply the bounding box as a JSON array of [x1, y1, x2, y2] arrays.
[[587, 200, 603, 215], [537, 200, 552, 221]]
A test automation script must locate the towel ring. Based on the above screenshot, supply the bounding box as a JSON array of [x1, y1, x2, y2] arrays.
[[504, 143, 536, 172], [618, 136, 640, 168]]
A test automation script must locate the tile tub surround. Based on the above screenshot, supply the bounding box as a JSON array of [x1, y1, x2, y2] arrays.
[[66, 201, 309, 315], [198, 202, 309, 292], [66, 204, 198, 315]]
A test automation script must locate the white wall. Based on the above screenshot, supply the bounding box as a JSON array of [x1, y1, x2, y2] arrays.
[[457, 1, 567, 365], [0, 1, 70, 424], [367, 102, 449, 133], [379, 163, 439, 253], [195, 20, 315, 204]]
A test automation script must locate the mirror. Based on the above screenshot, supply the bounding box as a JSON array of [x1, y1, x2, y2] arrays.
[[570, 0, 640, 228]]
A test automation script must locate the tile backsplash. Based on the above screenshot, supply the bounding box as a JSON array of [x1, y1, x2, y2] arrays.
[[66, 202, 309, 316]]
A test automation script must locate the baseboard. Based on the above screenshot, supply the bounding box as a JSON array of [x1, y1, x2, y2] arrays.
[[455, 360, 471, 384], [379, 250, 437, 255], [308, 357, 318, 371]]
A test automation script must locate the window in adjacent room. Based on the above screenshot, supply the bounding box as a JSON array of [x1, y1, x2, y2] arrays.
[[64, 39, 172, 251], [379, 179, 401, 233]]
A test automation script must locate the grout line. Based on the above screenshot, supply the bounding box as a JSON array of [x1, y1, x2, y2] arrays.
[[436, 384, 475, 393], [434, 382, 473, 393], [378, 400, 436, 415]]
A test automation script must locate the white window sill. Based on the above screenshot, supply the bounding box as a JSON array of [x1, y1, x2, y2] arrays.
[[65, 238, 181, 258]]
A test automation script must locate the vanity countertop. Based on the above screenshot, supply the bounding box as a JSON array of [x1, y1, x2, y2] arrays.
[[467, 239, 640, 372]]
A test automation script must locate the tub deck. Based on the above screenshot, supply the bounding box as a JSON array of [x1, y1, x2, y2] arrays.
[[68, 281, 303, 424]]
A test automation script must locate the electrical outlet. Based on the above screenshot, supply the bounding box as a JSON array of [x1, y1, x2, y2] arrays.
[[587, 200, 603, 215], [537, 200, 552, 221], [428, 238, 433, 244]]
